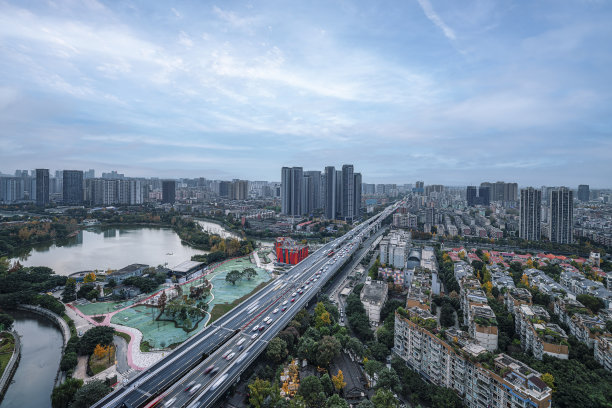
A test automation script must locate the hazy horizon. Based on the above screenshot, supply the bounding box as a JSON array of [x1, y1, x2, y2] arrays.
[[1, 1, 610, 185]]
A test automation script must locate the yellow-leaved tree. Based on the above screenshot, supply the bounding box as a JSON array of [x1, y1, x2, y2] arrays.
[[331, 369, 346, 391]]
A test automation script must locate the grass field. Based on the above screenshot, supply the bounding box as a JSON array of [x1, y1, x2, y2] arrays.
[[0, 332, 16, 378], [208, 280, 271, 324]]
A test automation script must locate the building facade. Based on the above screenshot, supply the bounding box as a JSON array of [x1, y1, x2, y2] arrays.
[[520, 187, 542, 241]]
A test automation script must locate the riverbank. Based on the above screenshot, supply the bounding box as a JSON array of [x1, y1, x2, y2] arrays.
[[0, 331, 20, 402]]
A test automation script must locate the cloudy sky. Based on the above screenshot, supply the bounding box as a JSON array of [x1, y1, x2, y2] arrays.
[[0, 1, 610, 186]]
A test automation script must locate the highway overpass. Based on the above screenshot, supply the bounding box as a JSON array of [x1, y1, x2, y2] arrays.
[[93, 202, 399, 408]]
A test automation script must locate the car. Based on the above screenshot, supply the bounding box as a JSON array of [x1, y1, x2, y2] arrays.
[[282, 300, 288, 305], [222, 350, 232, 358], [258, 326, 265, 331], [292, 292, 297, 297], [163, 398, 177, 407], [267, 317, 274, 324], [251, 333, 259, 340], [189, 384, 202, 395], [184, 381, 196, 392], [226, 352, 236, 360], [238, 344, 244, 351], [237, 338, 246, 346], [281, 307, 287, 312], [291, 298, 295, 302], [203, 365, 215, 374], [252, 325, 259, 331], [298, 289, 303, 294], [211, 374, 228, 390], [211, 366, 220, 375], [272, 308, 279, 314]]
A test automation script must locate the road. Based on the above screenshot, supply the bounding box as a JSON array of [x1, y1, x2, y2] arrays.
[[93, 202, 401, 408]]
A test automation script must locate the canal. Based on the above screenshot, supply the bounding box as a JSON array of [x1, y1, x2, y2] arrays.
[[1, 310, 63, 408]]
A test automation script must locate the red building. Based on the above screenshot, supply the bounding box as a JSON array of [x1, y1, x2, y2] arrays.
[[275, 237, 309, 265]]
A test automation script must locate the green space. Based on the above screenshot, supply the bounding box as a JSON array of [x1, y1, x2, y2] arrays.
[[76, 300, 133, 316], [0, 332, 16, 377]]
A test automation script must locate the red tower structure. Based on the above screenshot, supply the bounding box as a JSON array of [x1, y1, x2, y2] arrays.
[[274, 237, 309, 265]]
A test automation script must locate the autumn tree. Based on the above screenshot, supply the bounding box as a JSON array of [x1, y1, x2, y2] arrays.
[[331, 369, 346, 392], [93, 344, 109, 360], [83, 272, 96, 283], [541, 373, 555, 391]]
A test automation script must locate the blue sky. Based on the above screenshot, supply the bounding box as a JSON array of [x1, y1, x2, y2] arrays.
[[0, 0, 610, 186]]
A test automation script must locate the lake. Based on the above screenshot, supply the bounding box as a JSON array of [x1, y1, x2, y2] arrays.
[[11, 227, 207, 275]]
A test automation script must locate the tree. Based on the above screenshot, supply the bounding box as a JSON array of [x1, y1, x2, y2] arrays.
[[225, 269, 242, 285], [364, 359, 383, 384], [576, 294, 605, 314], [331, 369, 347, 392], [320, 373, 334, 396], [241, 267, 257, 280], [298, 376, 324, 408], [325, 394, 349, 408], [248, 378, 272, 408], [60, 351, 78, 372], [51, 378, 83, 408], [356, 400, 374, 408], [297, 336, 317, 363], [83, 273, 96, 283], [375, 368, 400, 394], [94, 344, 109, 359], [78, 326, 115, 356], [69, 380, 110, 408], [371, 388, 398, 408], [106, 278, 117, 288], [317, 335, 341, 367], [63, 278, 77, 303], [157, 290, 167, 318], [440, 303, 455, 327], [346, 337, 364, 358], [266, 337, 288, 363], [0, 313, 14, 330], [541, 372, 555, 391]]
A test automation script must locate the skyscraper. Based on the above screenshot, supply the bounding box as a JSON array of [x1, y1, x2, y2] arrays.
[[62, 170, 83, 205], [324, 166, 336, 219], [280, 167, 303, 216], [577, 185, 590, 202], [466, 186, 478, 207], [35, 169, 49, 206], [479, 186, 490, 206], [549, 187, 573, 244], [341, 164, 354, 221], [162, 180, 176, 204], [520, 187, 541, 241], [353, 172, 362, 219], [304, 170, 322, 210]]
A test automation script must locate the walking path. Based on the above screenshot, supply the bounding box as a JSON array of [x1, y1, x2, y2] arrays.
[[66, 253, 258, 371]]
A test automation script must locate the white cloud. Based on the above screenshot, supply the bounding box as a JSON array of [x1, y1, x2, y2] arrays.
[[416, 0, 456, 40]]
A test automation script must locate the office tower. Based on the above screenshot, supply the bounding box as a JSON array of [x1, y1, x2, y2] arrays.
[[549, 187, 573, 244], [479, 186, 490, 206], [520, 187, 541, 241], [578, 185, 590, 202], [84, 169, 95, 179], [280, 167, 303, 216], [324, 166, 336, 219], [304, 171, 322, 210], [466, 186, 478, 206], [353, 172, 362, 219], [341, 164, 354, 221], [162, 180, 176, 204], [35, 169, 49, 206], [62, 170, 83, 205]]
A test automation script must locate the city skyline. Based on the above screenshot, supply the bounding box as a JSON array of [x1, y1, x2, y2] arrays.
[[1, 1, 611, 185]]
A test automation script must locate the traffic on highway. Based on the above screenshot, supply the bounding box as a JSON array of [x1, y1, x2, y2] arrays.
[[94, 201, 401, 408]]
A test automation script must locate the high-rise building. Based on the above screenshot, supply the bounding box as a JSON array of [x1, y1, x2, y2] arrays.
[[280, 167, 303, 216], [341, 164, 354, 221], [478, 186, 490, 206], [301, 174, 313, 215], [304, 171, 322, 210], [578, 185, 590, 202], [84, 169, 95, 179], [162, 180, 176, 204], [353, 173, 362, 219], [231, 180, 248, 200], [335, 170, 342, 217], [324, 166, 336, 219], [466, 186, 478, 207], [520, 187, 541, 241], [549, 187, 573, 244], [62, 170, 83, 205], [35, 169, 49, 206], [414, 181, 424, 195]]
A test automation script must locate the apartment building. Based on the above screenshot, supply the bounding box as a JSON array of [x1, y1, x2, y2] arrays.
[[459, 276, 498, 351], [394, 308, 552, 408], [514, 304, 569, 360], [379, 230, 410, 268]]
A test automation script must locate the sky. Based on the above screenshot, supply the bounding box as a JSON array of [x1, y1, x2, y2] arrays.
[[0, 1, 611, 187]]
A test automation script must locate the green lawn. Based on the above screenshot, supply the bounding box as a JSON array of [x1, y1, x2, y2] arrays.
[[0, 332, 16, 378]]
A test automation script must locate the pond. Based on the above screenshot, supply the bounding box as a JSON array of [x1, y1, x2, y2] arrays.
[[10, 227, 207, 275]]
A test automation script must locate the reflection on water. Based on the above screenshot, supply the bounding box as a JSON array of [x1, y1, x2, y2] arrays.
[[10, 227, 207, 275], [0, 311, 63, 408]]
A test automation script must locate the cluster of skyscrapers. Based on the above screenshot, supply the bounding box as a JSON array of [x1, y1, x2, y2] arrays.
[[519, 186, 574, 244], [466, 181, 518, 207], [281, 164, 362, 222]]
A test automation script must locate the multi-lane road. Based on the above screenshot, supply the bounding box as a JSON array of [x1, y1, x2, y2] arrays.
[[93, 202, 399, 408]]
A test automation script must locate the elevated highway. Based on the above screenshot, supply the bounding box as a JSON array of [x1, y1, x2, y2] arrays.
[[93, 202, 399, 408]]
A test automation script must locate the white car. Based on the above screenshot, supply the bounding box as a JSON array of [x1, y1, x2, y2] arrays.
[[282, 300, 288, 305], [252, 325, 259, 332], [226, 352, 236, 360], [273, 308, 279, 314], [251, 333, 259, 340]]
